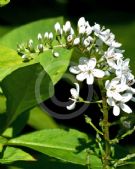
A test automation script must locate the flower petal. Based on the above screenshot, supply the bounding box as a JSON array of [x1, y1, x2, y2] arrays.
[[107, 90, 113, 98], [93, 69, 105, 78], [131, 97, 135, 102], [69, 66, 80, 74], [70, 88, 78, 99], [112, 92, 123, 101], [78, 64, 88, 71], [87, 58, 96, 69], [105, 80, 110, 89], [74, 83, 80, 95], [79, 57, 89, 65], [66, 102, 76, 110], [113, 105, 120, 116], [86, 74, 94, 85], [121, 93, 132, 103], [76, 72, 87, 81], [107, 98, 115, 106], [120, 103, 132, 114]]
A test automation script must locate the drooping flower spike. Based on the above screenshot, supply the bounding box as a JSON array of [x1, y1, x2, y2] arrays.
[[17, 17, 135, 115]]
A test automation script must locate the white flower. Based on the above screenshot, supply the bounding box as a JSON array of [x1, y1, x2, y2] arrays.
[[115, 58, 134, 84], [78, 17, 93, 35], [93, 23, 121, 48], [69, 57, 105, 85], [107, 93, 132, 116], [83, 36, 93, 47], [66, 83, 80, 110], [105, 77, 129, 101], [106, 77, 133, 116], [104, 47, 123, 69]]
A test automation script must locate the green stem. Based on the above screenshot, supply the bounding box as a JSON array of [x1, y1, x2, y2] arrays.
[[102, 97, 111, 169], [85, 115, 103, 136], [113, 153, 135, 168], [98, 80, 111, 169], [110, 126, 135, 144]]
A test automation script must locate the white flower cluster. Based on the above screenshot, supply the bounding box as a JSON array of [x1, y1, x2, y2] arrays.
[[66, 17, 135, 116], [17, 17, 135, 116]]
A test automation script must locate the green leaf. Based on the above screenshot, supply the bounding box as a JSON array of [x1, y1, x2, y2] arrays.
[[0, 25, 13, 37], [0, 94, 6, 113], [28, 106, 58, 130], [8, 153, 88, 169], [0, 45, 36, 82], [0, 136, 8, 152], [1, 63, 53, 126], [2, 111, 29, 138], [8, 129, 102, 167], [39, 47, 72, 84], [0, 146, 35, 164], [0, 17, 63, 49], [0, 0, 10, 7]]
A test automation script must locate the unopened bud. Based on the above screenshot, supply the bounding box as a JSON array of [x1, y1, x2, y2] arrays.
[[44, 32, 49, 40], [53, 52, 59, 57], [79, 26, 85, 34], [49, 32, 53, 40], [78, 17, 86, 27], [37, 33, 42, 41], [73, 38, 80, 45], [67, 35, 73, 42], [38, 44, 44, 52], [54, 22, 62, 35], [63, 21, 71, 33]]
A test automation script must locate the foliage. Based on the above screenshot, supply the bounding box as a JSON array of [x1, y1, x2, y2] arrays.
[[0, 12, 135, 169]]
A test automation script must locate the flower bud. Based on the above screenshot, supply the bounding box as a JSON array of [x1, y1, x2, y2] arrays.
[[78, 26, 85, 34], [22, 54, 28, 59], [54, 22, 62, 35], [78, 17, 86, 27], [73, 38, 80, 45], [63, 21, 71, 33], [37, 33, 42, 41], [49, 32, 53, 40], [67, 35, 73, 42], [38, 44, 44, 52], [53, 52, 59, 57], [44, 32, 49, 40]]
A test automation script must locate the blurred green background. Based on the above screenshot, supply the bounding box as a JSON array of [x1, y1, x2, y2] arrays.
[[1, 0, 135, 169]]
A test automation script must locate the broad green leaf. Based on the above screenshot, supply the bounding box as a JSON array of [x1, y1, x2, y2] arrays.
[[0, 45, 37, 82], [28, 106, 58, 130], [0, 25, 13, 37], [0, 0, 10, 7], [1, 63, 53, 126], [8, 129, 102, 167], [0, 94, 6, 113], [39, 48, 72, 84], [2, 111, 29, 138], [0, 136, 8, 152], [0, 17, 63, 49], [0, 146, 35, 164], [8, 153, 88, 169]]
